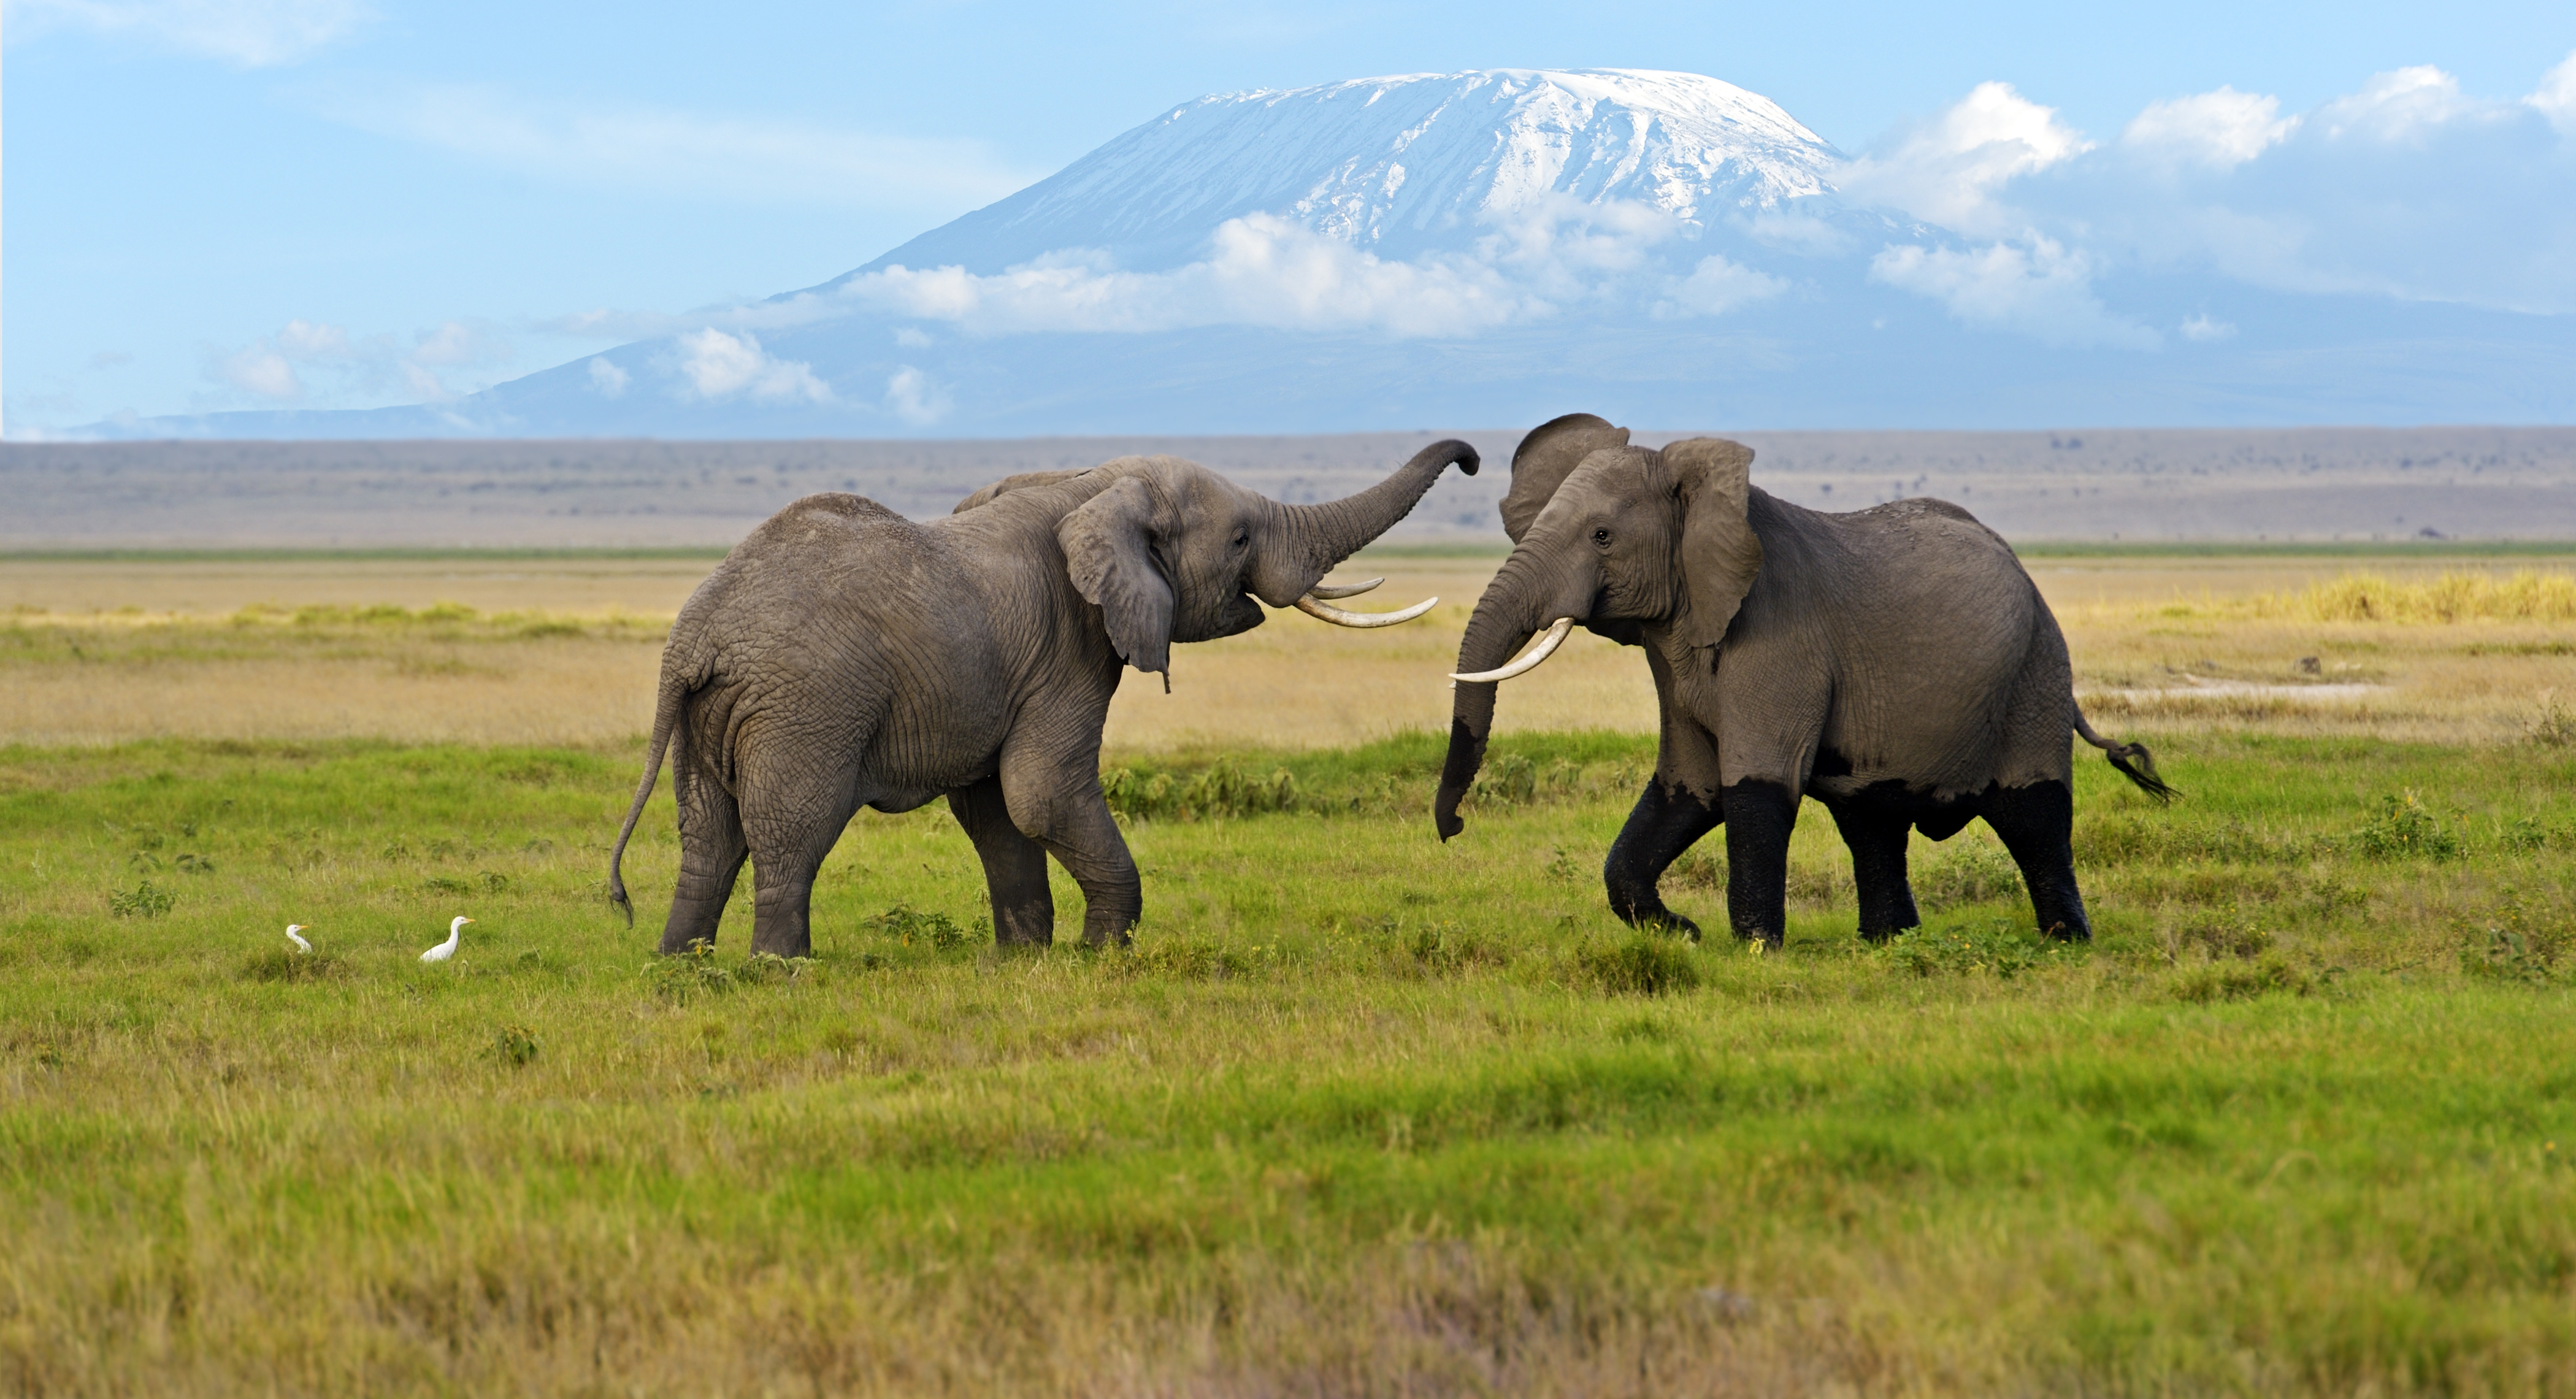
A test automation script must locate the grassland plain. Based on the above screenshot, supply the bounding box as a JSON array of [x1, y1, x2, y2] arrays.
[[3, 551, 2576, 1395], [4, 730, 2576, 1396]]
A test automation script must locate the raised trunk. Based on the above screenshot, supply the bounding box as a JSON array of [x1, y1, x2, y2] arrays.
[[1252, 439, 1479, 604]]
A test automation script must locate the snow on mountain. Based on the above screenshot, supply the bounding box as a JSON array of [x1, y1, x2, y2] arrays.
[[77, 64, 2576, 440], [842, 69, 1846, 277]]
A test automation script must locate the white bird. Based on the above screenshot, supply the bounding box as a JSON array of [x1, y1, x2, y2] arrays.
[[420, 916, 473, 963], [284, 924, 312, 954]]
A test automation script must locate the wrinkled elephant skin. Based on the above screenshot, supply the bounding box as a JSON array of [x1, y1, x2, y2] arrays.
[[1438, 414, 2168, 946], [610, 442, 1479, 957]]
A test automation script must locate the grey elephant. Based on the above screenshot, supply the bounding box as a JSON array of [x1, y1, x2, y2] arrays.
[[608, 440, 1479, 956], [1433, 414, 2167, 946]]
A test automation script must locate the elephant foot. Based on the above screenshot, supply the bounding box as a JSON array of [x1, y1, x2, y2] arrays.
[[1616, 903, 1703, 941]]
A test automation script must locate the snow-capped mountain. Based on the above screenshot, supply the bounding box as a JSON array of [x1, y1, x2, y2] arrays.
[[842, 69, 1845, 275], [91, 66, 2576, 440]]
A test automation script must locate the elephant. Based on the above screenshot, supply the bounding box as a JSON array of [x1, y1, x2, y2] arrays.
[[608, 440, 1480, 957], [1433, 413, 2168, 946]]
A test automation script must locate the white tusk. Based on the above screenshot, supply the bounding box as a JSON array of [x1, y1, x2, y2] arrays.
[[1295, 593, 1438, 628], [1306, 577, 1384, 600], [1449, 618, 1576, 683]]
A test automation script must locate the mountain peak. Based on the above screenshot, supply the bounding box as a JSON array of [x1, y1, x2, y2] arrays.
[[842, 67, 1842, 280]]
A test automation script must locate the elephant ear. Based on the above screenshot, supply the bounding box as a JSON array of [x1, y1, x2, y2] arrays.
[[1662, 437, 1764, 651], [1501, 413, 1631, 543], [1057, 476, 1175, 677]]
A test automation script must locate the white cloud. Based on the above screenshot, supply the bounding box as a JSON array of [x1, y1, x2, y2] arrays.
[[6, 0, 367, 66], [2313, 66, 2475, 143], [883, 367, 949, 426], [673, 329, 832, 404], [1869, 236, 2159, 350], [587, 357, 630, 399], [2122, 87, 2296, 169], [315, 83, 1040, 212], [212, 345, 303, 400], [840, 213, 1543, 337], [201, 315, 514, 405], [1654, 255, 1788, 318], [1839, 82, 2090, 233], [2179, 313, 2237, 342], [2531, 50, 2576, 134]]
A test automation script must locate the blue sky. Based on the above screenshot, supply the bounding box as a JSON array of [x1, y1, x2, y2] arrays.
[[6, 0, 2574, 432]]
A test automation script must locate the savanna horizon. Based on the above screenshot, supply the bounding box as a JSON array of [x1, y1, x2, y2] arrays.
[[3, 546, 2573, 1395]]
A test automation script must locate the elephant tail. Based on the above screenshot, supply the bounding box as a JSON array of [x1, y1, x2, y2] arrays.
[[608, 669, 688, 928], [2074, 704, 2177, 804]]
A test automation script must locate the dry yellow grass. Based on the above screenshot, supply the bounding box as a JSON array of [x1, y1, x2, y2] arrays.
[[7, 553, 2576, 751]]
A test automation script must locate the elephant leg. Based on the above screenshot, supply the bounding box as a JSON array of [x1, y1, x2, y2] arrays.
[[1032, 795, 1141, 948], [1603, 779, 1722, 938], [661, 762, 748, 955], [947, 774, 1055, 946], [1721, 779, 1798, 948], [1983, 781, 2090, 940], [1827, 801, 1920, 942], [737, 745, 867, 960]]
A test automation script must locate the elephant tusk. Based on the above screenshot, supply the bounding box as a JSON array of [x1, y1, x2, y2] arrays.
[[1450, 618, 1576, 684], [1295, 593, 1438, 628], [1306, 577, 1384, 600]]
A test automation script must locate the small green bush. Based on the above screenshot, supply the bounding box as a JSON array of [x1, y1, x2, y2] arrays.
[[864, 903, 975, 950], [110, 880, 174, 918], [2352, 790, 2463, 860], [1883, 921, 2057, 979], [1102, 758, 1299, 822], [1469, 752, 1538, 806]]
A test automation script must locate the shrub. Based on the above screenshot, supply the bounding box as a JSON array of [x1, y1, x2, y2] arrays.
[[643, 941, 822, 1000], [110, 880, 174, 918], [2464, 893, 2570, 983], [2528, 691, 2576, 748], [2352, 790, 2464, 860], [1883, 921, 2057, 979], [422, 875, 472, 894], [864, 903, 975, 951], [1574, 932, 1699, 996], [1470, 753, 1538, 807], [1102, 759, 1298, 822]]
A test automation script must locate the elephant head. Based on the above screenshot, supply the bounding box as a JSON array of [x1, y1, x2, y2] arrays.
[[1048, 440, 1481, 679], [1433, 436, 1761, 838]]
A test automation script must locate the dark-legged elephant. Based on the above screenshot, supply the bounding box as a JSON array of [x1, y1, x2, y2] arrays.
[[1433, 414, 2166, 946], [610, 440, 1478, 956]]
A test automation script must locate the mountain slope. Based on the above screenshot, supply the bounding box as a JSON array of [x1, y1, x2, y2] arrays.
[[841, 69, 1844, 277]]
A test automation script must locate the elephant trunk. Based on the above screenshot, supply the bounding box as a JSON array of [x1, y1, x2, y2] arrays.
[[1253, 439, 1479, 604], [1435, 546, 1587, 840]]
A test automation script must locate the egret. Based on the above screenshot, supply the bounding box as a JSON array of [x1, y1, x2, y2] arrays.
[[420, 916, 472, 963], [284, 924, 312, 954]]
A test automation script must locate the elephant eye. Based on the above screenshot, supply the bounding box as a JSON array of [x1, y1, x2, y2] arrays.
[[1232, 529, 1250, 550], [1591, 527, 1612, 548]]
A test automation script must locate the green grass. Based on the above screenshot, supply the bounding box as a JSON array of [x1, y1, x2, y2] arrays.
[[3, 734, 2574, 1394]]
